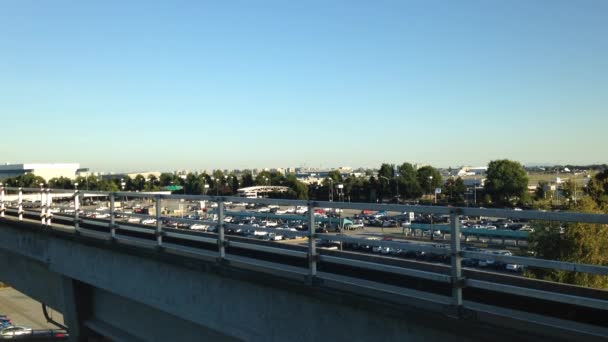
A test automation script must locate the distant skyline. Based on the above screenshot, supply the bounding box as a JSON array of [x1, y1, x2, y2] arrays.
[[1, 1, 606, 172]]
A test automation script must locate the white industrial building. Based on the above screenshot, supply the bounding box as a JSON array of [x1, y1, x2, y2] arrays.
[[0, 163, 81, 181]]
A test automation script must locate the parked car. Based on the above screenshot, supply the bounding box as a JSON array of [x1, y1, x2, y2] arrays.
[[189, 224, 208, 230], [1, 326, 33, 338]]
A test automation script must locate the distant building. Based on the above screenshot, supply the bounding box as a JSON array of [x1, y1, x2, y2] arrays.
[[456, 166, 487, 177], [0, 163, 81, 181], [463, 178, 485, 187]]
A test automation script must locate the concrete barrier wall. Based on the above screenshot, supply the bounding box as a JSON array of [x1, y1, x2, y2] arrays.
[[0, 221, 487, 341]]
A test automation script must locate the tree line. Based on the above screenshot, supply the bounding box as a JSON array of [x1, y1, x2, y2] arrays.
[[2, 160, 606, 210]]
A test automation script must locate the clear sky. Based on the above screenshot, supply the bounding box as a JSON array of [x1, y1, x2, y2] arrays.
[[1, 1, 606, 172]]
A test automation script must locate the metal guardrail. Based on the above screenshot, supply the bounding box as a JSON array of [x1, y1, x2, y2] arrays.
[[1, 186, 608, 317]]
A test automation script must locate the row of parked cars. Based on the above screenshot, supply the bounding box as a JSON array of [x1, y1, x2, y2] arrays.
[[318, 237, 525, 273]]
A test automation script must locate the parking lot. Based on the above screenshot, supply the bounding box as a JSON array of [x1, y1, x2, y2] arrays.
[[32, 196, 531, 275]]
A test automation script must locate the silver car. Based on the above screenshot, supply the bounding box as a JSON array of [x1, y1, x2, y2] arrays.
[[1, 326, 33, 338]]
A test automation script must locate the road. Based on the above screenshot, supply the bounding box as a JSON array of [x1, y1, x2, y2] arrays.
[[0, 287, 64, 330]]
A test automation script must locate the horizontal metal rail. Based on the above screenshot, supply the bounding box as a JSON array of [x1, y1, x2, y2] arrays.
[[462, 251, 608, 276], [224, 223, 309, 238], [164, 231, 217, 244], [115, 212, 154, 220], [77, 227, 112, 240], [319, 255, 451, 283], [228, 241, 308, 258], [80, 219, 113, 228], [159, 216, 216, 226], [467, 279, 608, 311], [115, 224, 155, 234], [6, 189, 607, 224], [316, 233, 451, 255]]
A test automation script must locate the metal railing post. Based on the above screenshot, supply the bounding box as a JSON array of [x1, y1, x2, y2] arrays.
[[307, 201, 317, 281], [217, 200, 225, 260], [40, 187, 47, 225], [0, 184, 5, 218], [110, 193, 116, 240], [450, 210, 464, 309], [74, 191, 80, 233], [18, 188, 23, 221], [46, 189, 52, 226], [155, 195, 162, 248]]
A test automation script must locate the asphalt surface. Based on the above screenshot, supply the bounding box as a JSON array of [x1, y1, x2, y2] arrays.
[[0, 287, 64, 330]]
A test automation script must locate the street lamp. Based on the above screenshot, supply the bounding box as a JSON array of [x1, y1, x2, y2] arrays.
[[428, 176, 436, 204], [379, 176, 390, 202], [327, 178, 334, 202], [210, 177, 219, 196], [39, 183, 44, 208], [120, 178, 127, 208]]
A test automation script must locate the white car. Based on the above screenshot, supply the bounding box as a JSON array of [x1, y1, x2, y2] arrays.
[[1, 326, 33, 338], [142, 219, 157, 225], [506, 263, 523, 272], [190, 224, 208, 231]]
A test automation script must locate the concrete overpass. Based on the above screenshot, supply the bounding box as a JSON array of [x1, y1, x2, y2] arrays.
[[1, 187, 608, 341]]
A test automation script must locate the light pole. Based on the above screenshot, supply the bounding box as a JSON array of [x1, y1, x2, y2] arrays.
[[210, 176, 219, 196], [429, 176, 436, 204], [474, 175, 477, 206], [39, 183, 44, 209], [379, 176, 390, 202], [121, 178, 127, 205]]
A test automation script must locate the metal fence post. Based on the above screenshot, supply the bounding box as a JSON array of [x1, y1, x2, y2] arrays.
[[110, 193, 116, 240], [18, 188, 23, 221], [450, 210, 464, 308], [74, 191, 80, 233], [155, 195, 162, 248], [217, 200, 225, 260], [307, 201, 317, 281], [46, 189, 52, 226], [0, 184, 5, 218], [40, 187, 47, 225]]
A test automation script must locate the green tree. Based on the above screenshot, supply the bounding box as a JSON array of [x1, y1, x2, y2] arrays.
[[397, 163, 422, 199], [255, 171, 272, 185], [483, 159, 528, 206], [48, 177, 73, 189], [585, 169, 608, 206], [159, 173, 174, 187], [560, 179, 576, 202], [535, 180, 548, 200], [145, 175, 160, 191], [327, 170, 343, 183], [3, 174, 47, 188], [444, 177, 466, 204], [184, 173, 200, 194], [133, 175, 146, 191], [377, 163, 395, 200], [241, 171, 255, 187], [285, 175, 309, 200], [528, 197, 608, 289], [416, 166, 442, 196]]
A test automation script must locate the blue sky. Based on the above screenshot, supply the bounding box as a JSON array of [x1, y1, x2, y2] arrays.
[[1, 1, 606, 172]]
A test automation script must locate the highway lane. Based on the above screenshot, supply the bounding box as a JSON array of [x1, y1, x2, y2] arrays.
[[0, 287, 64, 330]]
